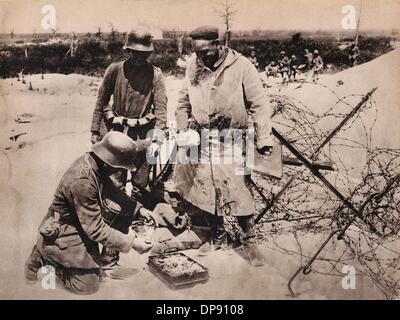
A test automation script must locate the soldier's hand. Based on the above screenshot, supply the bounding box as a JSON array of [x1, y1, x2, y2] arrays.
[[257, 145, 273, 157], [137, 207, 154, 223], [91, 132, 100, 145], [132, 237, 153, 254]]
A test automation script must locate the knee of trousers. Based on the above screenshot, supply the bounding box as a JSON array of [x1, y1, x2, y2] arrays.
[[63, 269, 101, 295]]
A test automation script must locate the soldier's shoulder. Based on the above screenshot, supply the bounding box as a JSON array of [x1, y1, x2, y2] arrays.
[[112, 58, 127, 65], [106, 59, 126, 72], [68, 155, 92, 180], [58, 155, 93, 190], [69, 157, 98, 196], [235, 52, 257, 69], [152, 65, 162, 74], [152, 65, 164, 79]]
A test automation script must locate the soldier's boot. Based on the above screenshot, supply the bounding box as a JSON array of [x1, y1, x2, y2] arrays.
[[212, 216, 228, 250], [237, 216, 265, 267], [25, 246, 44, 284], [100, 247, 138, 280]]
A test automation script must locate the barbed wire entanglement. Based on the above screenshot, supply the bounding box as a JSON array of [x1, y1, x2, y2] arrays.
[[231, 82, 400, 298]]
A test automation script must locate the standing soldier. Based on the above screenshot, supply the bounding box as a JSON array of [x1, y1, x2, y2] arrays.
[[248, 49, 260, 71], [310, 49, 324, 82], [348, 43, 360, 67], [90, 26, 167, 269], [174, 26, 274, 267], [303, 48, 313, 70], [277, 51, 290, 82], [25, 132, 153, 295], [265, 61, 278, 78], [289, 54, 298, 81], [90, 26, 167, 188], [69, 32, 79, 58]]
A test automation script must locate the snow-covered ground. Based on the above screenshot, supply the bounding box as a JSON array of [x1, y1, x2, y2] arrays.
[[0, 49, 399, 299]]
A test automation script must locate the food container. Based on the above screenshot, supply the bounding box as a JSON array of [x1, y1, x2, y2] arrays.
[[148, 252, 209, 289]]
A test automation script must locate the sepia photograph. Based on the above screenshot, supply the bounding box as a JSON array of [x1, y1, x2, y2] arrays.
[[0, 0, 399, 302]]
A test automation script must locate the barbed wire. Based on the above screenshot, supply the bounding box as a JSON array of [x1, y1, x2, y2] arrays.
[[232, 82, 400, 298]]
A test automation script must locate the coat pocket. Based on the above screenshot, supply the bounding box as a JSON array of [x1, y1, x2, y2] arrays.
[[55, 234, 83, 250], [55, 225, 83, 250]]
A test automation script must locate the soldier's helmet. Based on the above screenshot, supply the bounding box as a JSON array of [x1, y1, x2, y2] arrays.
[[280, 51, 286, 56], [314, 49, 319, 54], [92, 131, 151, 171], [123, 26, 154, 52]]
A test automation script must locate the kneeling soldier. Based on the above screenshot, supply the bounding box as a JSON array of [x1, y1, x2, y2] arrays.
[[25, 131, 153, 295]]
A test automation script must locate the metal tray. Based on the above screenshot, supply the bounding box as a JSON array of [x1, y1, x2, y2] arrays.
[[148, 252, 209, 290]]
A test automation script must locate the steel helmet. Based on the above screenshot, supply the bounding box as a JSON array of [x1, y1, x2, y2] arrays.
[[123, 26, 154, 52], [314, 49, 319, 54], [92, 131, 150, 171]]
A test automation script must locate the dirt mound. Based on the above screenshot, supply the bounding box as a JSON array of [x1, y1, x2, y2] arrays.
[[281, 49, 400, 148]]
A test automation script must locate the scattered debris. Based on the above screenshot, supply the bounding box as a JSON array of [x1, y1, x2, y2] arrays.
[[9, 131, 27, 141], [14, 118, 31, 124]]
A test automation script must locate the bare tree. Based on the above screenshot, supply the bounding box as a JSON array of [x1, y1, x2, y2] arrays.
[[214, 0, 237, 46], [108, 22, 118, 41], [50, 27, 58, 39], [96, 25, 102, 40]]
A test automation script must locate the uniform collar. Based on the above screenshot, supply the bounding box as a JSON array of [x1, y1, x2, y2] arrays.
[[196, 46, 239, 72], [87, 153, 101, 178]]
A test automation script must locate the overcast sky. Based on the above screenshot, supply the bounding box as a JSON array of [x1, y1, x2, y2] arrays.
[[1, 0, 399, 34]]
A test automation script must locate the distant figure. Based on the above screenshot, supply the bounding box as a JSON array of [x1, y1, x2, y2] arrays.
[[348, 43, 360, 67], [177, 36, 194, 71], [265, 61, 278, 78], [177, 51, 194, 71], [69, 32, 79, 57], [248, 50, 260, 70], [289, 54, 298, 81], [277, 51, 290, 81], [303, 48, 313, 69], [310, 49, 324, 82]]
